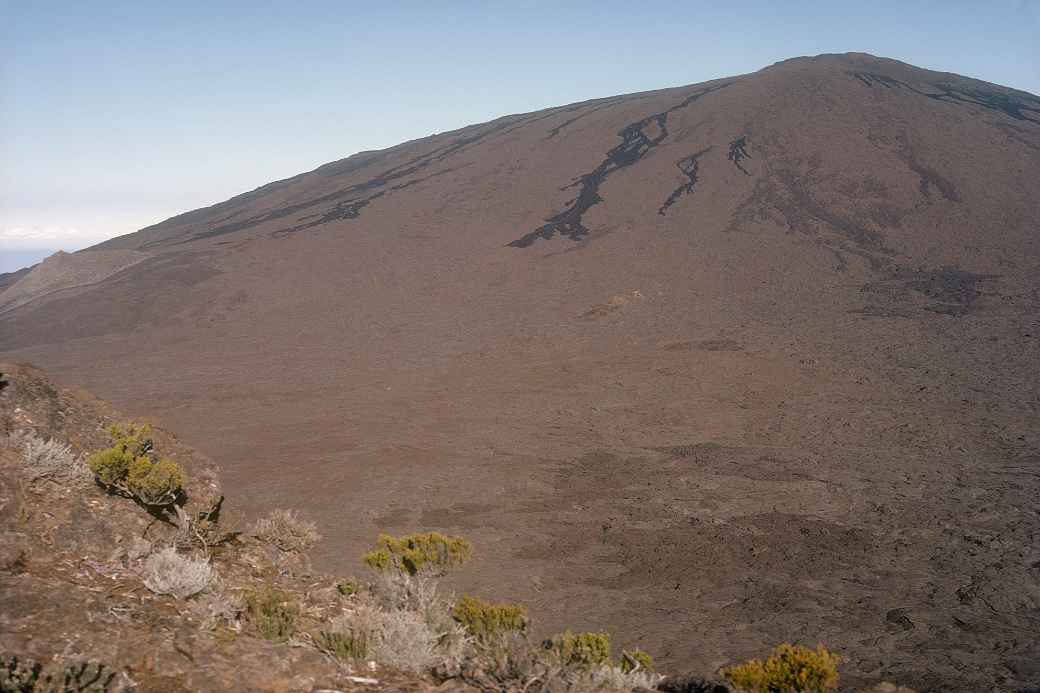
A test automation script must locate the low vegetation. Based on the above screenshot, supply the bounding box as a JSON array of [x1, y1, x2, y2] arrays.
[[452, 595, 528, 639], [251, 508, 321, 553], [362, 531, 473, 576], [722, 643, 841, 693], [620, 648, 655, 674], [0, 655, 129, 693], [336, 577, 362, 596], [87, 423, 185, 507], [141, 547, 213, 599], [16, 432, 92, 485], [243, 586, 298, 641], [317, 621, 370, 661], [546, 630, 613, 668], [0, 404, 876, 692]]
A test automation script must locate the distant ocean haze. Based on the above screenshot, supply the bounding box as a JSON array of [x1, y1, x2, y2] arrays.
[[0, 248, 56, 274]]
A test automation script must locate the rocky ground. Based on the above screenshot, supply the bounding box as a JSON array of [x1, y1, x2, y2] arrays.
[[0, 363, 940, 692]]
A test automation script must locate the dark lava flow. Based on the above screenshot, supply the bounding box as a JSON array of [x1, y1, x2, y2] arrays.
[[728, 137, 752, 175], [658, 147, 712, 215], [179, 115, 537, 244], [172, 98, 664, 245], [851, 72, 1040, 124], [546, 96, 635, 139], [508, 83, 732, 248]]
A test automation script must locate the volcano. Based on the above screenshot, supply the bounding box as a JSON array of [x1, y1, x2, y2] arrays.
[[2, 53, 1038, 691]]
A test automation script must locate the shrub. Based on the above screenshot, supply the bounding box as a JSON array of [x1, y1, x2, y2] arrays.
[[722, 643, 840, 693], [545, 630, 612, 668], [369, 570, 464, 658], [469, 630, 561, 690], [87, 423, 185, 507], [317, 627, 369, 661], [368, 608, 440, 673], [452, 596, 528, 639], [18, 433, 91, 485], [252, 509, 321, 553], [620, 648, 655, 673], [1, 655, 124, 693], [319, 606, 440, 673], [585, 663, 661, 690], [362, 532, 472, 576], [128, 456, 185, 506], [243, 586, 297, 641], [337, 578, 362, 596], [141, 547, 213, 599], [1, 654, 42, 692], [190, 591, 243, 631]]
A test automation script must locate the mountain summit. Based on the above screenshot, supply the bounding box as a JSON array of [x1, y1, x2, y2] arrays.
[[2, 53, 1038, 690]]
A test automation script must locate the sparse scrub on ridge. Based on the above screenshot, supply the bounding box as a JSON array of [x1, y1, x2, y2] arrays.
[[336, 577, 362, 596], [15, 431, 92, 485], [584, 662, 661, 690], [189, 591, 244, 631], [318, 605, 452, 674], [87, 423, 185, 507], [620, 648, 655, 673], [251, 508, 321, 553], [362, 531, 472, 576], [0, 655, 130, 693], [365, 607, 441, 674], [544, 630, 613, 668], [722, 643, 840, 693], [317, 617, 370, 661], [243, 586, 298, 641], [141, 547, 213, 599], [452, 595, 528, 639]]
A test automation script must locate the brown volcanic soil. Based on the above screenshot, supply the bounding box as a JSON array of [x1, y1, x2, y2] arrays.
[[1, 53, 1039, 691]]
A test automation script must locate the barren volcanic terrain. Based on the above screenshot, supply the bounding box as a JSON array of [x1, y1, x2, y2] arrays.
[[2, 53, 1039, 691]]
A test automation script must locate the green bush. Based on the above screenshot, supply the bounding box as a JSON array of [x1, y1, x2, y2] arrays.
[[317, 628, 369, 661], [243, 586, 297, 641], [1, 655, 119, 692], [362, 532, 472, 576], [545, 630, 612, 668], [87, 444, 135, 487], [336, 578, 362, 596], [128, 456, 185, 506], [620, 648, 655, 673], [452, 595, 528, 639], [721, 643, 840, 693], [87, 423, 185, 507]]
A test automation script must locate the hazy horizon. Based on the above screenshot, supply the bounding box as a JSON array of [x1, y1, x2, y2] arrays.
[[3, 0, 1039, 273]]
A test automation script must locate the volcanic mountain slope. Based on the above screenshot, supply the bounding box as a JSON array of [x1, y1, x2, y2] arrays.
[[2, 53, 1039, 690]]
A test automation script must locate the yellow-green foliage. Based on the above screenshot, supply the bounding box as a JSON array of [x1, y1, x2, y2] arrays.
[[128, 456, 185, 505], [452, 596, 528, 639], [362, 532, 472, 576], [243, 586, 297, 641], [545, 631, 612, 668], [87, 446, 133, 487], [87, 423, 150, 485], [336, 578, 361, 597], [317, 629, 368, 660], [722, 643, 840, 693], [620, 648, 655, 673], [87, 423, 185, 506]]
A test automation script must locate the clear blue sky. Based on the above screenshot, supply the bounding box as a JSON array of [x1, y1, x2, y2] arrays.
[[2, 0, 1038, 271]]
